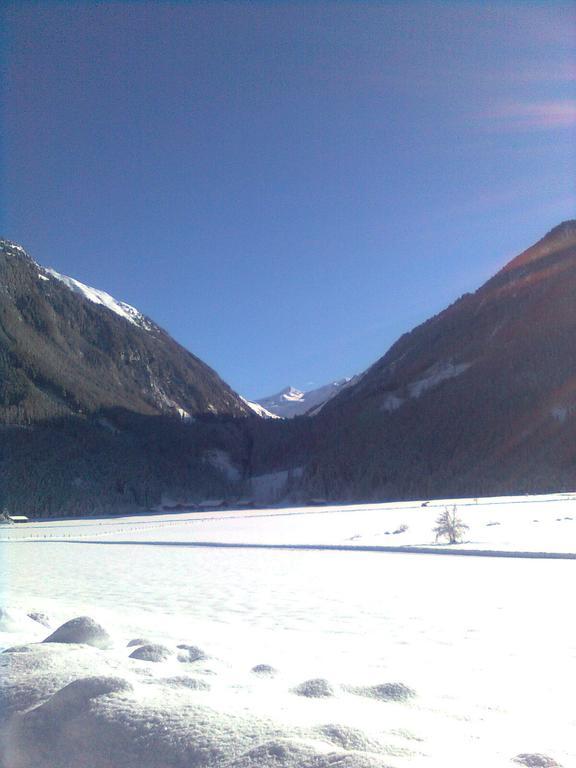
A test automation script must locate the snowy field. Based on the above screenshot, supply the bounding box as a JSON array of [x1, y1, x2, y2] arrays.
[[2, 494, 576, 767]]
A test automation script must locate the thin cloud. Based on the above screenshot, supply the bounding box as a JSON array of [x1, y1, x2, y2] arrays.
[[483, 100, 576, 131], [495, 62, 576, 84]]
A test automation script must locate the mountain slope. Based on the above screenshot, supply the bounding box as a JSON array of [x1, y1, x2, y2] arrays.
[[298, 220, 576, 500], [0, 239, 251, 423], [0, 238, 256, 516]]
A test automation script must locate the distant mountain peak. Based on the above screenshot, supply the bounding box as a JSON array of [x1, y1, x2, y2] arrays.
[[256, 377, 359, 418], [279, 386, 305, 401]]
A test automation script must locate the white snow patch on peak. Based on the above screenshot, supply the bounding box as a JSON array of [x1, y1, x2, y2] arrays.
[[44, 268, 153, 331], [280, 386, 306, 402], [256, 377, 360, 419], [241, 397, 281, 419], [0, 239, 30, 256]]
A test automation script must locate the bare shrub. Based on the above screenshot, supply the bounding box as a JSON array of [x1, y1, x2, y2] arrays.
[[433, 505, 468, 544], [393, 523, 409, 534]]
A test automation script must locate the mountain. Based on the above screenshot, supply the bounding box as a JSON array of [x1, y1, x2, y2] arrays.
[[0, 239, 254, 516], [294, 220, 576, 500], [5, 221, 576, 514], [240, 397, 280, 419], [256, 378, 359, 418], [0, 239, 251, 423]]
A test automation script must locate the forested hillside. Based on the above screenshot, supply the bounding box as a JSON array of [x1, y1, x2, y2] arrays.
[[295, 221, 576, 500]]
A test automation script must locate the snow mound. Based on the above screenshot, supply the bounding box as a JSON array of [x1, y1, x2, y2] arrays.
[[176, 644, 206, 663], [3, 675, 286, 768], [349, 682, 416, 703], [27, 611, 51, 628], [43, 616, 112, 649], [228, 738, 393, 768], [293, 678, 336, 698], [315, 724, 381, 752], [128, 643, 173, 662], [161, 676, 211, 691], [251, 664, 277, 677], [1, 642, 127, 719], [42, 675, 133, 710], [512, 756, 562, 767], [2, 644, 37, 654], [3, 675, 136, 768], [127, 637, 153, 647]]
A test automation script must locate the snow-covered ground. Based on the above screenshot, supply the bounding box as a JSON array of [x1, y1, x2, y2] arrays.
[[2, 494, 575, 767]]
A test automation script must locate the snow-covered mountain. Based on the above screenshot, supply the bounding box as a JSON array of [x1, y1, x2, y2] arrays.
[[255, 378, 359, 418], [0, 238, 262, 516], [0, 238, 251, 422], [240, 397, 280, 419]]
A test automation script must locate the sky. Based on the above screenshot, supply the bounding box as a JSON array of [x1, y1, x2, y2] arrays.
[[1, 1, 574, 399]]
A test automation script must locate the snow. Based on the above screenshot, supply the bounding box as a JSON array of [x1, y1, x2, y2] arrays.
[[551, 406, 573, 424], [407, 362, 471, 399], [0, 239, 30, 258], [128, 642, 174, 662], [2, 493, 576, 767], [381, 362, 470, 412], [204, 450, 241, 483], [149, 378, 191, 418], [240, 397, 280, 419], [43, 268, 154, 330], [256, 378, 359, 418], [43, 616, 112, 648], [381, 394, 404, 412], [250, 468, 303, 502], [0, 608, 40, 635]]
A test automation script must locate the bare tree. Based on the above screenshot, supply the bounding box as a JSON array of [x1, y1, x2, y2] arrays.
[[433, 505, 468, 544]]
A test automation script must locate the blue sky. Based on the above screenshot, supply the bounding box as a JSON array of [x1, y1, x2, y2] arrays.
[[1, 1, 574, 398]]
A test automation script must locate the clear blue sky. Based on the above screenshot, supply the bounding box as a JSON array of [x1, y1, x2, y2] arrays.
[[1, 1, 574, 398]]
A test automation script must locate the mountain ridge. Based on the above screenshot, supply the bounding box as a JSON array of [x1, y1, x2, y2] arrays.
[[3, 221, 576, 514], [255, 378, 360, 418], [0, 238, 251, 423], [294, 219, 576, 500]]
